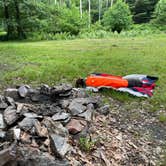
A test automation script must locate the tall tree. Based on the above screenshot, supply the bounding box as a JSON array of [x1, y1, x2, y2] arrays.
[[88, 0, 91, 28], [80, 0, 83, 18]]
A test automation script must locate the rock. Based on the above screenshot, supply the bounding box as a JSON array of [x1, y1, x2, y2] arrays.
[[0, 130, 6, 141], [23, 112, 43, 119], [4, 88, 19, 100], [17, 146, 70, 166], [39, 104, 62, 116], [18, 85, 29, 98], [52, 112, 70, 121], [66, 119, 87, 135], [16, 103, 24, 113], [20, 132, 31, 144], [34, 121, 48, 137], [0, 113, 6, 129], [4, 106, 18, 125], [0, 95, 8, 109], [98, 104, 110, 115], [50, 84, 72, 99], [40, 84, 51, 95], [78, 109, 93, 121], [5, 97, 15, 107], [50, 134, 70, 158], [19, 118, 38, 131], [42, 117, 68, 137], [68, 101, 86, 116], [59, 100, 70, 109], [13, 128, 21, 140], [72, 88, 88, 98]]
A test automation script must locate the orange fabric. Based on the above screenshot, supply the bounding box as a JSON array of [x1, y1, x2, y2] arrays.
[[85, 75, 128, 88]]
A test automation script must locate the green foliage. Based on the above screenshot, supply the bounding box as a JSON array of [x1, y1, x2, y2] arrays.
[[53, 6, 88, 35], [153, 0, 166, 25], [79, 137, 95, 152], [103, 0, 133, 33], [159, 113, 166, 123]]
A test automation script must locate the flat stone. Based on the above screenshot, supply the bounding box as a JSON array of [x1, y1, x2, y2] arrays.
[[20, 132, 31, 144], [50, 84, 72, 99], [17, 146, 70, 166], [39, 104, 61, 116], [5, 97, 15, 107], [0, 95, 8, 109], [98, 104, 110, 115], [68, 101, 86, 116], [0, 113, 6, 129], [16, 103, 24, 113], [42, 117, 68, 137], [0, 131, 6, 141], [18, 85, 29, 98], [40, 84, 51, 95], [4, 106, 18, 125], [66, 119, 87, 134], [52, 112, 70, 121], [4, 88, 19, 100], [34, 121, 48, 137], [13, 128, 21, 140], [23, 112, 43, 119], [59, 100, 70, 109], [78, 109, 93, 121], [50, 134, 70, 158], [19, 117, 38, 131]]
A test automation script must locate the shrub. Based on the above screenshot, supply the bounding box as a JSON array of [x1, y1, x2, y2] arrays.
[[153, 0, 166, 25], [102, 0, 133, 33]]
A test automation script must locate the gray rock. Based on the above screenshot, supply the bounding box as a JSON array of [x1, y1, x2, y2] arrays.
[[23, 112, 43, 119], [19, 118, 38, 131], [78, 109, 93, 121], [0, 95, 8, 109], [42, 117, 68, 137], [0, 113, 6, 129], [18, 86, 29, 98], [50, 134, 70, 158], [17, 146, 70, 166], [52, 112, 70, 121], [4, 88, 19, 100], [59, 100, 70, 109], [5, 97, 15, 107], [98, 104, 110, 115], [50, 84, 72, 99], [39, 104, 61, 116], [68, 101, 86, 116], [40, 84, 51, 95], [4, 106, 18, 125], [0, 130, 6, 141]]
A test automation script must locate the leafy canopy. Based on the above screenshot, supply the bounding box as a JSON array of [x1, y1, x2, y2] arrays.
[[154, 0, 166, 25], [103, 0, 133, 33]]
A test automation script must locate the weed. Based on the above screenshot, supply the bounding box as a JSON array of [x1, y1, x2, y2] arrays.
[[79, 137, 95, 152]]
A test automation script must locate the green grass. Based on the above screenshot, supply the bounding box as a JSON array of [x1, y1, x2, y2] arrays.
[[0, 35, 166, 109]]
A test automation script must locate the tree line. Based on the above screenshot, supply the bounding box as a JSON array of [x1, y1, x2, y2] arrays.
[[0, 0, 165, 40]]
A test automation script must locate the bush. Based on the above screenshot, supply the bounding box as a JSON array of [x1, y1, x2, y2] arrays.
[[102, 0, 133, 33], [153, 0, 166, 25]]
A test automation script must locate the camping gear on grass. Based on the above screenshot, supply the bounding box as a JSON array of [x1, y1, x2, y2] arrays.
[[76, 73, 158, 97]]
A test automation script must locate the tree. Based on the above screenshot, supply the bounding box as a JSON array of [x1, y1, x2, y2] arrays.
[[153, 0, 166, 25], [103, 0, 132, 33], [133, 0, 158, 23]]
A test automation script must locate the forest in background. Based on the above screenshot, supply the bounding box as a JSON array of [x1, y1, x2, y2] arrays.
[[0, 0, 166, 40]]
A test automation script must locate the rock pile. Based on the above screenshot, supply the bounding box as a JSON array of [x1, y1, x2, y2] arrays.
[[0, 84, 100, 166]]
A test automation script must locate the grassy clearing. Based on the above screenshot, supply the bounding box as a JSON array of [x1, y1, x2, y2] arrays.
[[0, 35, 166, 109]]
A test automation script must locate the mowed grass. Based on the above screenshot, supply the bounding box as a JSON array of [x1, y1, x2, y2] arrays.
[[0, 35, 166, 109]]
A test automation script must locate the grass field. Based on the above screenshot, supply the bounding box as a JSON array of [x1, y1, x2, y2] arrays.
[[0, 35, 166, 109]]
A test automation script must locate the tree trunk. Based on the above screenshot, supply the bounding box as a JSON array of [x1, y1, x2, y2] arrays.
[[3, 0, 12, 40], [111, 0, 114, 7], [80, 0, 83, 19], [98, 0, 101, 23], [14, 0, 26, 39], [88, 0, 91, 28]]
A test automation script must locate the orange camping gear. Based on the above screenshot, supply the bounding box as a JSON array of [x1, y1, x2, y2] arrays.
[[85, 75, 128, 88]]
